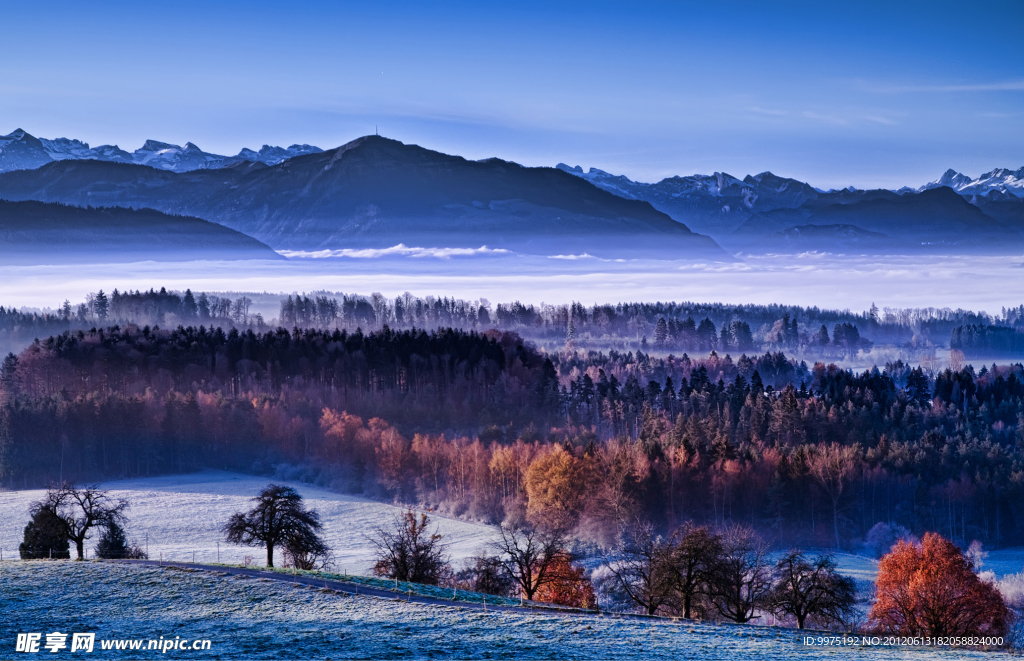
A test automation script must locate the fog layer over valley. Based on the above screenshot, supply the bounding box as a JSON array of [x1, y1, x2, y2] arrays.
[[2, 250, 1023, 315]]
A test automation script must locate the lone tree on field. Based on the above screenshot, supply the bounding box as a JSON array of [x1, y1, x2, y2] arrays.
[[369, 509, 450, 585], [767, 550, 856, 629], [870, 532, 1009, 637], [223, 484, 325, 569], [490, 522, 565, 601], [34, 483, 128, 560], [19, 504, 71, 559]]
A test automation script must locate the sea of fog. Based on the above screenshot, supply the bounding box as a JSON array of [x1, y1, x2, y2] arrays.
[[1, 248, 1022, 317]]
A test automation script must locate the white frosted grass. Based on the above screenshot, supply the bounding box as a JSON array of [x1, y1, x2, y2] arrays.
[[0, 470, 496, 572], [1, 561, 1015, 660], [4, 471, 1021, 581]]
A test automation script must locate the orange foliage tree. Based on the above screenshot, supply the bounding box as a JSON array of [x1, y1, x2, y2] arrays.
[[532, 552, 597, 609], [524, 444, 588, 532], [870, 532, 1009, 637]]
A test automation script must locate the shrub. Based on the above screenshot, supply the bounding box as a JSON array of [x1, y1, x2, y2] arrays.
[[864, 522, 915, 559], [370, 509, 451, 585], [455, 554, 516, 596]]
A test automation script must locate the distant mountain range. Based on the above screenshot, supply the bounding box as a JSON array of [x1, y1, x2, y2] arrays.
[[1, 126, 1022, 257], [920, 167, 1024, 201], [557, 163, 1024, 252], [0, 200, 278, 263], [0, 135, 725, 258], [0, 128, 323, 174]]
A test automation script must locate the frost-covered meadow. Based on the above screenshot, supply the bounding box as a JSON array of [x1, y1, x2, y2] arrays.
[[0, 470, 496, 572], [4, 470, 1021, 584], [1, 561, 1016, 660]]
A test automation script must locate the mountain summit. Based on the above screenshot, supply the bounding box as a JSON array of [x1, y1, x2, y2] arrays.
[[0, 129, 325, 174], [0, 135, 726, 259]]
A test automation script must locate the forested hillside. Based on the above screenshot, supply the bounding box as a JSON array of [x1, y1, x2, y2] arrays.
[[3, 322, 1023, 551]]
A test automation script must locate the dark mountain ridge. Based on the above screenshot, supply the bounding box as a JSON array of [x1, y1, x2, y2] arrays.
[[0, 136, 727, 258], [0, 199, 280, 263], [731, 186, 1020, 252]]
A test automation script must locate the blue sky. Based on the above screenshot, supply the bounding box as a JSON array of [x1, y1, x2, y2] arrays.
[[1, 0, 1021, 189]]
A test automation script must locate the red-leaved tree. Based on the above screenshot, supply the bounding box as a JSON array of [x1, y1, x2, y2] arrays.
[[870, 532, 1009, 637], [533, 552, 597, 609]]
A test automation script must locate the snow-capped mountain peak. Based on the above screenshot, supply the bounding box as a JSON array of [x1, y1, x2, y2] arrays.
[[0, 128, 329, 173], [920, 166, 1024, 199], [138, 139, 179, 153], [39, 137, 94, 160]]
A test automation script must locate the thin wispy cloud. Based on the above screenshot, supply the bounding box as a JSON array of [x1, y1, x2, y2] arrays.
[[873, 80, 1024, 93], [801, 111, 848, 126], [747, 106, 788, 117], [279, 245, 511, 259]]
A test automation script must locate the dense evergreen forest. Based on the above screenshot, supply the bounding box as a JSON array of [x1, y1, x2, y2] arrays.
[[2, 318, 1024, 551]]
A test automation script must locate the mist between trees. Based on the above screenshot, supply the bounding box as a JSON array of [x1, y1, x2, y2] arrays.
[[2, 313, 1024, 551], [3, 287, 1024, 361]]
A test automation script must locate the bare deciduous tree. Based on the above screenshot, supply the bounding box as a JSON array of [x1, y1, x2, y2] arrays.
[[223, 484, 325, 568], [707, 524, 773, 623], [491, 523, 564, 601], [605, 520, 676, 615], [41, 483, 128, 560], [767, 550, 856, 629], [369, 509, 450, 585], [670, 522, 724, 620]]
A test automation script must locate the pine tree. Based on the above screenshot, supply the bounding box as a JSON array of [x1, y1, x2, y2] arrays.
[[181, 289, 198, 320], [20, 506, 71, 559], [95, 520, 130, 559], [654, 318, 668, 347], [93, 290, 109, 321]]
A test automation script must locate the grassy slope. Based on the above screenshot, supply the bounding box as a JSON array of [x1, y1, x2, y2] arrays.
[[0, 470, 496, 573], [2, 561, 1014, 660]]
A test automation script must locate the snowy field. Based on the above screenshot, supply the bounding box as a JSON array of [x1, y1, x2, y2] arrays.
[[1, 561, 1016, 660], [0, 470, 496, 573], [4, 470, 1021, 583]]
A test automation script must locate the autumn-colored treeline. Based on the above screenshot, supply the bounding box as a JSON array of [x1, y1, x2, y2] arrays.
[[2, 324, 1024, 549]]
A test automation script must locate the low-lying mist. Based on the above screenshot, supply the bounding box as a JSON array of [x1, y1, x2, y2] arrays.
[[2, 249, 1022, 315]]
